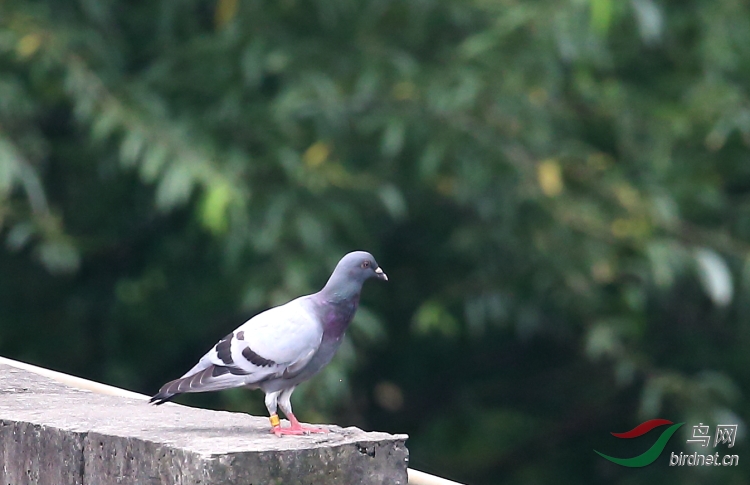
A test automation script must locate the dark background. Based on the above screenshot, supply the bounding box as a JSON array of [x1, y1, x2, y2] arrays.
[[1, 1, 748, 483]]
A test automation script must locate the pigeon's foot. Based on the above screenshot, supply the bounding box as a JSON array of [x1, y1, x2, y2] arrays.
[[271, 425, 306, 436], [268, 412, 329, 436], [287, 412, 329, 434], [270, 424, 328, 436], [292, 423, 329, 434]]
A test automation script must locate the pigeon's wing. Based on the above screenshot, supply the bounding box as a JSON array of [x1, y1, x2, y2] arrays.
[[150, 297, 322, 404]]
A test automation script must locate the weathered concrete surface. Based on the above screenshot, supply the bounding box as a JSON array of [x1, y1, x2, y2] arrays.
[[0, 364, 409, 485]]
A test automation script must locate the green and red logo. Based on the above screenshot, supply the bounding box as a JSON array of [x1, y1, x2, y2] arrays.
[[595, 419, 684, 467]]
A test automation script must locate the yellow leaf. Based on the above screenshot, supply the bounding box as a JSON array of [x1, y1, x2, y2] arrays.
[[16, 34, 42, 58], [614, 184, 640, 210], [215, 0, 239, 29], [303, 141, 330, 167], [537, 159, 564, 197]]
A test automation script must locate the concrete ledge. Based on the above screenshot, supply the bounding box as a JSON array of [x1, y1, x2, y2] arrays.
[[0, 364, 409, 485]]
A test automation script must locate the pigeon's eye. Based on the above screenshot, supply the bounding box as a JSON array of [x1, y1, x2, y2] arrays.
[[361, 261, 371, 269]]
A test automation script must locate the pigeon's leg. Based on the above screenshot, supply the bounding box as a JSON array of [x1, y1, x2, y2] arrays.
[[265, 390, 304, 436], [278, 386, 328, 434], [264, 390, 298, 436]]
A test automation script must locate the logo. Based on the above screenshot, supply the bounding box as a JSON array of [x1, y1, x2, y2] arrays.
[[595, 419, 740, 468], [594, 419, 684, 467]]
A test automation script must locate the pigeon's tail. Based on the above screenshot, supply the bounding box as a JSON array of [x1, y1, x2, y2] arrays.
[[149, 385, 179, 405], [149, 377, 185, 405], [149, 365, 248, 405]]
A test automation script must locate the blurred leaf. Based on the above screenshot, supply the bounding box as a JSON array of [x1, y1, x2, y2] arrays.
[[16, 33, 42, 58], [0, 138, 21, 196], [119, 129, 145, 168], [140, 144, 169, 183], [412, 301, 459, 337], [590, 0, 614, 35], [200, 181, 234, 235], [378, 183, 408, 221], [631, 0, 663, 44], [155, 163, 194, 211], [381, 119, 406, 158], [303, 141, 330, 168], [694, 248, 733, 307], [6, 222, 34, 251], [537, 159, 563, 197], [36, 239, 80, 274], [214, 0, 238, 29], [418, 142, 446, 181], [585, 322, 622, 360], [90, 107, 121, 142]]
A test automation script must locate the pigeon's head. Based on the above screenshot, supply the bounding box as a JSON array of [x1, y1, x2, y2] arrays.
[[334, 251, 388, 284], [321, 251, 388, 299]]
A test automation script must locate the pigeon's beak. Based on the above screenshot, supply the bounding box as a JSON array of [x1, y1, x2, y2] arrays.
[[375, 266, 388, 281]]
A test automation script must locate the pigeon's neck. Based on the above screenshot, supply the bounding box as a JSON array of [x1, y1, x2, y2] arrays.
[[317, 277, 363, 336], [320, 269, 364, 303], [319, 293, 360, 337]]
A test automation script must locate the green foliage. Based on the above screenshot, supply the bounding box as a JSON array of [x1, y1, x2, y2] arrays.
[[2, 0, 750, 483]]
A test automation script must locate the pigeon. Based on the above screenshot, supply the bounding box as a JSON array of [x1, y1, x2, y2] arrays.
[[150, 251, 388, 436]]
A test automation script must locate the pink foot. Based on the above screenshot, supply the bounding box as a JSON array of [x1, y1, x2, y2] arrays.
[[271, 425, 306, 437], [292, 423, 328, 434], [269, 413, 329, 436], [288, 412, 328, 434]]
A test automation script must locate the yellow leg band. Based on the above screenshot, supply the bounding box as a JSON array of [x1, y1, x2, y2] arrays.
[[269, 414, 280, 427]]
